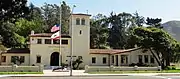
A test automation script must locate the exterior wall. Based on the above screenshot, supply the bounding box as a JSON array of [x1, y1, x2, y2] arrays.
[[89, 54, 110, 66], [1, 53, 30, 66], [30, 37, 70, 66], [89, 49, 159, 66], [127, 49, 158, 66], [69, 14, 90, 67], [0, 65, 43, 72], [29, 14, 91, 68]]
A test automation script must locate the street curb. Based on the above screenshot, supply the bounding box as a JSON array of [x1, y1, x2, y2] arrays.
[[2, 75, 130, 77], [156, 74, 180, 76]]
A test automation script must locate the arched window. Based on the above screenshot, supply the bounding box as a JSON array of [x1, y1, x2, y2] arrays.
[[76, 18, 80, 25], [81, 18, 85, 25]]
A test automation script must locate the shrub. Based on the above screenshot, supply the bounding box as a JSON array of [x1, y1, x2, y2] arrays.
[[164, 66, 176, 70], [172, 66, 176, 70], [129, 63, 149, 67], [129, 63, 136, 66]]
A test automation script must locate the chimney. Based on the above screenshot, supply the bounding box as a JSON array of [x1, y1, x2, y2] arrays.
[[31, 30, 34, 35]]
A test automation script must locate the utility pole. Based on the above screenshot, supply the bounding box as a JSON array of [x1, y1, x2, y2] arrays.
[[70, 5, 76, 76], [59, 2, 62, 67]]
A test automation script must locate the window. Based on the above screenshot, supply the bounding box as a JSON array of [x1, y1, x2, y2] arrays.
[[36, 56, 41, 63], [20, 56, 25, 63], [1, 56, 6, 62], [92, 57, 96, 63], [121, 55, 128, 64], [11, 56, 18, 63], [103, 57, 107, 64], [45, 39, 51, 44], [112, 56, 114, 63], [138, 55, 142, 63], [79, 30, 82, 35], [53, 40, 60, 44], [62, 40, 68, 44], [81, 18, 85, 25], [150, 55, 154, 63], [37, 39, 42, 44], [144, 55, 149, 63], [76, 18, 80, 25]]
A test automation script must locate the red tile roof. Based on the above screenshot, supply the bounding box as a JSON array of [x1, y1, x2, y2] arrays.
[[29, 33, 71, 38], [2, 48, 30, 54], [90, 48, 140, 54]]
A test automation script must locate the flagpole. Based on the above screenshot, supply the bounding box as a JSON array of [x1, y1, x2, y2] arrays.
[[59, 2, 62, 67]]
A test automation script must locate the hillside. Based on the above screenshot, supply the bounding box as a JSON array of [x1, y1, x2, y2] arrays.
[[162, 21, 180, 42]]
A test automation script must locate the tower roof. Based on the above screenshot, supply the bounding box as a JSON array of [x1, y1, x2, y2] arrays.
[[72, 13, 91, 16]]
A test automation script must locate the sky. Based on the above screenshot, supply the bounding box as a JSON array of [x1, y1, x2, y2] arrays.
[[28, 0, 180, 23]]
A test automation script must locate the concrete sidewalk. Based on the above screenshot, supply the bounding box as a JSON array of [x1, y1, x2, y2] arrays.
[[0, 70, 180, 77]]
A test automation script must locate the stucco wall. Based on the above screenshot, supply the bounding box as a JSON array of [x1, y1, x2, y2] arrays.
[[30, 37, 70, 66], [89, 54, 110, 66], [0, 65, 43, 72], [89, 49, 159, 66], [1, 53, 30, 66], [127, 49, 158, 66], [70, 14, 90, 67]]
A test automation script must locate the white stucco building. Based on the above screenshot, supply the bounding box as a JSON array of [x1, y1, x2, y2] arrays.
[[0, 13, 158, 68]]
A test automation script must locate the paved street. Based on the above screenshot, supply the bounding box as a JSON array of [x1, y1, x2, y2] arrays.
[[0, 75, 179, 79]]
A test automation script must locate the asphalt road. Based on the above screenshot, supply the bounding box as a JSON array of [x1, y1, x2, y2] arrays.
[[1, 75, 179, 79]]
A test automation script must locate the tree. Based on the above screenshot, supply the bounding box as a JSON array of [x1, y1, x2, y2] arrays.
[[72, 57, 83, 70], [61, 1, 71, 34], [108, 12, 135, 49], [0, 0, 29, 22], [11, 56, 24, 65], [15, 18, 44, 38], [28, 3, 43, 21], [146, 17, 163, 28], [41, 1, 71, 34], [133, 11, 145, 26], [130, 26, 179, 69], [0, 0, 29, 48], [90, 14, 109, 49]]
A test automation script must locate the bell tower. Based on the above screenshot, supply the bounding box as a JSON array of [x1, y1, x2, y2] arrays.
[[69, 13, 91, 66]]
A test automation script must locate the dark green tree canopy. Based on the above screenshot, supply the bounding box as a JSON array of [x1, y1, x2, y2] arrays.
[[146, 17, 162, 28], [41, 1, 71, 34], [130, 26, 180, 67], [0, 0, 29, 22]]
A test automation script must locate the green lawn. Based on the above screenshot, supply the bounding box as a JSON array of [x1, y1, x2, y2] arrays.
[[88, 70, 180, 74], [0, 72, 43, 75]]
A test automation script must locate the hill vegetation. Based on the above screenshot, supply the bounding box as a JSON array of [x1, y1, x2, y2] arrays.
[[162, 21, 180, 42]]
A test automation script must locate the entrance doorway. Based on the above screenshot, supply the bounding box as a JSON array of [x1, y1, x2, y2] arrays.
[[50, 52, 59, 66]]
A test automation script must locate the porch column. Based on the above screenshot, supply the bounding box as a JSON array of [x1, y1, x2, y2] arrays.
[[113, 55, 116, 66], [51, 39, 53, 44], [118, 54, 121, 66], [128, 55, 131, 65], [108, 54, 111, 66], [142, 55, 144, 63]]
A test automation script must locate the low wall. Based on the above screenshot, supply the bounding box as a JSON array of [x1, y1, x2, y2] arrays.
[[85, 65, 161, 73], [0, 65, 43, 72]]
